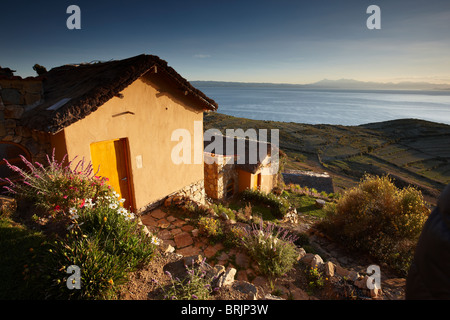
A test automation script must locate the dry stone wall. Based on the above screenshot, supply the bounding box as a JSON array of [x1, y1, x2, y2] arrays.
[[204, 153, 238, 200], [0, 75, 51, 163]]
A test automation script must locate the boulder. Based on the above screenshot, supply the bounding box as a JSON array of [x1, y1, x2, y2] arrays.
[[324, 261, 335, 277], [232, 281, 258, 300], [315, 199, 326, 208], [216, 268, 237, 287], [311, 254, 324, 269]]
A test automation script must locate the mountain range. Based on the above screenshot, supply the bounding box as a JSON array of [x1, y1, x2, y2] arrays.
[[191, 79, 450, 91]]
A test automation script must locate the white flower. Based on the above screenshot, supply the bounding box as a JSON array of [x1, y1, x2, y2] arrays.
[[151, 236, 160, 245], [119, 198, 126, 204], [112, 191, 120, 198], [84, 198, 94, 209], [69, 207, 77, 215], [109, 202, 118, 210], [124, 212, 135, 220], [117, 207, 127, 216]]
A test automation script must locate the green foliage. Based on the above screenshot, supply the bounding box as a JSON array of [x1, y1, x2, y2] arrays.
[[42, 196, 157, 299], [241, 189, 290, 219], [318, 174, 430, 276], [197, 216, 223, 241], [2, 151, 157, 299], [211, 203, 236, 220], [305, 266, 325, 293], [157, 259, 216, 300], [242, 221, 299, 280], [0, 216, 48, 299], [224, 225, 247, 247], [1, 151, 110, 219]]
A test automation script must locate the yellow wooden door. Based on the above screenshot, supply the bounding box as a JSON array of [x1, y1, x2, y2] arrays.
[[90, 139, 133, 210]]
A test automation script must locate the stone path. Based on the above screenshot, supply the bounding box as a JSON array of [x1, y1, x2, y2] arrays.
[[139, 207, 405, 300], [140, 208, 258, 283]]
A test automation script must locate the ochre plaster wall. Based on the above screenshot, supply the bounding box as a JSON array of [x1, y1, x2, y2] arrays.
[[58, 76, 204, 211]]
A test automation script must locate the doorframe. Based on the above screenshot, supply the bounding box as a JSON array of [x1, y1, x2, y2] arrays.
[[119, 138, 136, 212]]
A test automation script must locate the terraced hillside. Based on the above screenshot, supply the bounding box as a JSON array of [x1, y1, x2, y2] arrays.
[[204, 112, 450, 206]]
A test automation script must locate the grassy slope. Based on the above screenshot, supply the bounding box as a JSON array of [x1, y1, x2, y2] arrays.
[[204, 112, 450, 206]]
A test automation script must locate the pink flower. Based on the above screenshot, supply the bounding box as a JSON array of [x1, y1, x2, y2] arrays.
[[63, 195, 68, 199], [79, 199, 85, 208]]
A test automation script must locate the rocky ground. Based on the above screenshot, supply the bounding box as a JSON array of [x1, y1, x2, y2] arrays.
[[118, 204, 406, 301]]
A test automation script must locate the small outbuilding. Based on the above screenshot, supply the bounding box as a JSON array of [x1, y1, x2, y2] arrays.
[[203, 134, 280, 200]]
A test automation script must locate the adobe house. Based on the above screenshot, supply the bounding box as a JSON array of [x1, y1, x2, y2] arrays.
[[0, 54, 218, 213], [203, 134, 280, 200]]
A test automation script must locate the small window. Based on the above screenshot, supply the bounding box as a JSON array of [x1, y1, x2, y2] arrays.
[[0, 143, 31, 186]]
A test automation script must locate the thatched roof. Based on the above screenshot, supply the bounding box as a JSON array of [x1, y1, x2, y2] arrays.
[[204, 134, 276, 174], [20, 54, 218, 133]]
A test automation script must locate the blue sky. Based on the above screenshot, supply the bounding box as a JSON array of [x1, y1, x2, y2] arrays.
[[2, 0, 450, 84]]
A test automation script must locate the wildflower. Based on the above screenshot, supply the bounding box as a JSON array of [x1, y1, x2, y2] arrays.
[[109, 202, 118, 210], [54, 205, 61, 212], [108, 279, 114, 285], [103, 216, 107, 222], [151, 236, 160, 245], [79, 199, 85, 208], [192, 294, 198, 299], [84, 198, 94, 209], [117, 207, 127, 215], [69, 207, 77, 215], [124, 212, 135, 220]]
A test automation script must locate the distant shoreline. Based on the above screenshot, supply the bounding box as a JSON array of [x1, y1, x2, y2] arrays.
[[192, 79, 450, 92]]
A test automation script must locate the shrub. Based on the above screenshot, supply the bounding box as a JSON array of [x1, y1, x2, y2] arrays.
[[157, 259, 216, 300], [43, 194, 157, 299], [224, 225, 247, 247], [318, 174, 430, 276], [305, 266, 325, 293], [197, 216, 223, 240], [1, 150, 110, 219], [242, 221, 299, 280], [3, 151, 158, 299], [241, 189, 290, 219], [211, 203, 236, 220]]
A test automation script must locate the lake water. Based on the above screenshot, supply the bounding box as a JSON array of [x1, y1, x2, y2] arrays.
[[196, 85, 450, 126]]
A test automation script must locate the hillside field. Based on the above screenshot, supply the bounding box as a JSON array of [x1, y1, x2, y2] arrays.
[[204, 112, 450, 206]]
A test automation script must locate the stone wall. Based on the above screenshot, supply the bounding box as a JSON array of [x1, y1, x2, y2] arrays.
[[0, 75, 51, 164], [204, 153, 238, 200], [282, 170, 334, 194], [172, 179, 205, 204], [138, 179, 206, 214]]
